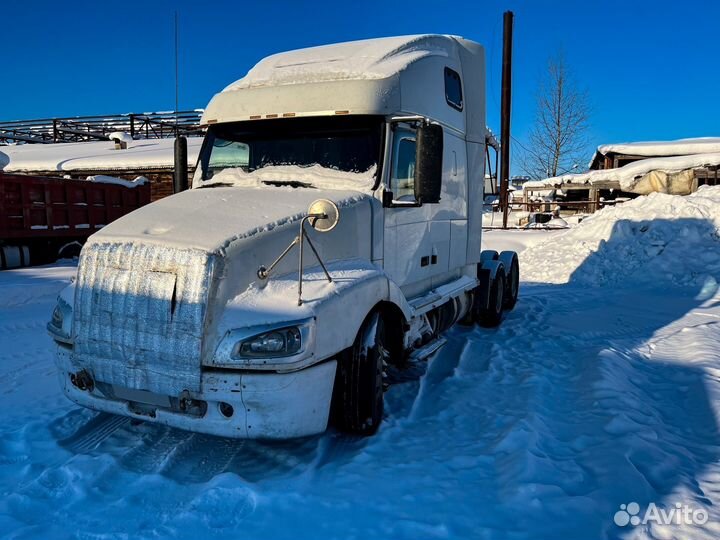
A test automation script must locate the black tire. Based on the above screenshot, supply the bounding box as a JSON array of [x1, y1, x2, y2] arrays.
[[502, 253, 519, 310], [480, 250, 499, 264], [477, 269, 506, 328], [332, 313, 385, 435], [58, 241, 83, 260]]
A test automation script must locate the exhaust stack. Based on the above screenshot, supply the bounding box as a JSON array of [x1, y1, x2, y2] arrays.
[[173, 136, 189, 193], [500, 11, 514, 229]]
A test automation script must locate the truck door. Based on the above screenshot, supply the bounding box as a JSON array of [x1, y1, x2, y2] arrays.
[[383, 124, 434, 297]]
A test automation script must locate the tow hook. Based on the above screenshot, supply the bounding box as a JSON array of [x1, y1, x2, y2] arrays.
[[178, 390, 208, 417], [70, 370, 95, 392]]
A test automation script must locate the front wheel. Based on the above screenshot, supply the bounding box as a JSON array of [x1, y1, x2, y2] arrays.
[[331, 313, 386, 435]]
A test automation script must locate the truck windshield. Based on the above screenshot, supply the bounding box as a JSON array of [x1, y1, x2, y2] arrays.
[[198, 116, 384, 182]]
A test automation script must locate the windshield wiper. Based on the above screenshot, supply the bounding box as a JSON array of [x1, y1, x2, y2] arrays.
[[199, 180, 316, 189], [262, 180, 315, 189], [199, 182, 233, 188]]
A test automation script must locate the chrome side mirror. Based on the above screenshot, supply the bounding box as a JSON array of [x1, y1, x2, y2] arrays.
[[307, 199, 340, 232]]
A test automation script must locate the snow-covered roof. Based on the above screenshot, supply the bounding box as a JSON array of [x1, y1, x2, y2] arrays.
[[526, 151, 720, 194], [0, 138, 202, 173], [223, 35, 459, 91], [201, 34, 487, 145], [590, 137, 720, 168]]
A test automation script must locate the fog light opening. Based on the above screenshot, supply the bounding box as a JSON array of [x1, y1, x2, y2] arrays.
[[70, 370, 94, 392], [219, 402, 234, 418]]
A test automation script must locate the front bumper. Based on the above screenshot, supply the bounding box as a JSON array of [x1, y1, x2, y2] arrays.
[[55, 346, 337, 439]]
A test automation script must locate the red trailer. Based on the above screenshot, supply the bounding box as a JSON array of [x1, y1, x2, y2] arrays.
[[0, 172, 150, 268]]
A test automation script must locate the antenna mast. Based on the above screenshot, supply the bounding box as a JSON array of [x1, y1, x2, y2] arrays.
[[172, 10, 188, 193], [174, 10, 179, 136]]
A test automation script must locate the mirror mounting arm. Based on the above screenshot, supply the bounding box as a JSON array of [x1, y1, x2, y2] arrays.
[[389, 115, 432, 126], [257, 199, 339, 306], [297, 214, 333, 306]]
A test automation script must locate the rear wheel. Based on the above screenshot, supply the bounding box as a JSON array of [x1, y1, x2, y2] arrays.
[[58, 241, 83, 260], [332, 313, 386, 435], [477, 268, 506, 328], [500, 251, 519, 310]]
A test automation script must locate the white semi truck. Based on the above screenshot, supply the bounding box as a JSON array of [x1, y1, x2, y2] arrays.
[[47, 35, 519, 438]]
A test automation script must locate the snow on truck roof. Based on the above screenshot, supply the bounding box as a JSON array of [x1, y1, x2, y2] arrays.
[[0, 137, 202, 173], [223, 35, 462, 91], [203, 34, 487, 144]]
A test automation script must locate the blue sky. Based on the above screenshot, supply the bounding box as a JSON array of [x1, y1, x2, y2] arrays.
[[3, 0, 719, 168]]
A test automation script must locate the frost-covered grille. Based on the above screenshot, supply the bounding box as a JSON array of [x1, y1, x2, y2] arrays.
[[73, 242, 216, 396]]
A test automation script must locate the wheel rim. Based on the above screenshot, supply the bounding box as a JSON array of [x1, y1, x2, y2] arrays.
[[369, 317, 385, 425]]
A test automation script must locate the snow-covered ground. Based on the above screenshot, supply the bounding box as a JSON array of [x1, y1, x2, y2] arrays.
[[1, 189, 719, 539]]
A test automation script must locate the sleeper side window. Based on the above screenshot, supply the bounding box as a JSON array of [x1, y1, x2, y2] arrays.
[[444, 67, 463, 111], [390, 128, 416, 201]]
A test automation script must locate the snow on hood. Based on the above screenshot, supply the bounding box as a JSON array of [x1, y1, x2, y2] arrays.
[[223, 34, 455, 91], [520, 185, 720, 287], [89, 185, 370, 252], [527, 151, 720, 193], [198, 164, 376, 192]]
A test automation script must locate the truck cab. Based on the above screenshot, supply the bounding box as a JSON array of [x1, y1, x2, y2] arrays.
[[48, 34, 519, 438]]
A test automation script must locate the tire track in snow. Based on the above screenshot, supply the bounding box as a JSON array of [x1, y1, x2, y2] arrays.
[[58, 413, 131, 454], [386, 291, 551, 428], [54, 413, 327, 485]]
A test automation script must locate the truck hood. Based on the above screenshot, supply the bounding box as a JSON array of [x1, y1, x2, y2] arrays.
[[73, 184, 378, 396], [89, 186, 371, 253]]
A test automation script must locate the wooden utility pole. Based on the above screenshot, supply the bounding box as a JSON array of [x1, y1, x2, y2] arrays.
[[500, 11, 514, 229]]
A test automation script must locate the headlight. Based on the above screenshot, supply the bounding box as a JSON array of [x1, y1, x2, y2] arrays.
[[52, 305, 64, 328], [211, 318, 314, 369], [234, 327, 301, 358], [47, 295, 73, 344]]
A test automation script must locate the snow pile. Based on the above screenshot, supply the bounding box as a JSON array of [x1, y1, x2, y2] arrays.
[[203, 164, 376, 191], [520, 186, 720, 286], [591, 136, 720, 166], [224, 35, 453, 90], [107, 131, 133, 144], [526, 151, 720, 194], [84, 175, 148, 188]]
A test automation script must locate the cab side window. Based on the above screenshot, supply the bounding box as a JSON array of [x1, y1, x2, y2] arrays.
[[390, 128, 416, 201], [444, 67, 463, 111]]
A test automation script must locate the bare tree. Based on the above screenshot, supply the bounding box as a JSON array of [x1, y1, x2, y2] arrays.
[[521, 54, 590, 179]]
